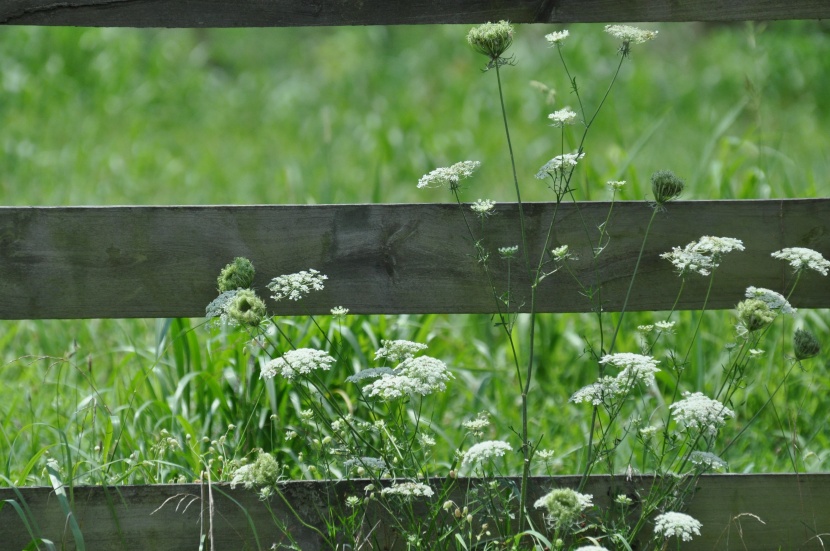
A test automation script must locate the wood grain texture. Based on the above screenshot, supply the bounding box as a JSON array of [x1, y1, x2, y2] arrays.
[[0, 200, 827, 319], [1, 475, 828, 550], [0, 0, 827, 27]]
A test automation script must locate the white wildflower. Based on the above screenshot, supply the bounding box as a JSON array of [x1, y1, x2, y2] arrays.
[[534, 488, 593, 528], [462, 412, 491, 434], [470, 198, 496, 215], [639, 425, 659, 438], [661, 236, 745, 277], [380, 481, 434, 499], [535, 152, 585, 179], [545, 30, 569, 45], [670, 392, 734, 435], [261, 349, 335, 381], [396, 355, 453, 390], [417, 160, 480, 189], [607, 180, 626, 191], [375, 340, 428, 362], [498, 245, 519, 258], [600, 353, 661, 386], [638, 324, 654, 333], [345, 495, 361, 508], [570, 376, 622, 405], [551, 244, 571, 260], [655, 321, 675, 333], [536, 449, 556, 462], [363, 375, 429, 400], [548, 107, 578, 127], [749, 348, 765, 358], [689, 451, 727, 471], [462, 440, 513, 465], [653, 511, 702, 542], [330, 306, 349, 318], [771, 247, 830, 276], [745, 286, 796, 314], [604, 24, 658, 44], [268, 269, 328, 301]]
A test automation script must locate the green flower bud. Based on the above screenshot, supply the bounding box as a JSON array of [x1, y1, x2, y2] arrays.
[[227, 289, 266, 327], [217, 257, 255, 292], [651, 170, 685, 205], [737, 299, 775, 332], [794, 328, 821, 360], [467, 21, 514, 61]]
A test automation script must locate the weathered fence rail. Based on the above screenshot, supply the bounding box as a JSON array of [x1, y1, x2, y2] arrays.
[[0, 199, 828, 319], [1, 0, 828, 27], [1, 475, 828, 551]]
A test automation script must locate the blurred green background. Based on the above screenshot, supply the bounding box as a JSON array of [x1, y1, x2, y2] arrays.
[[1, 21, 829, 485]]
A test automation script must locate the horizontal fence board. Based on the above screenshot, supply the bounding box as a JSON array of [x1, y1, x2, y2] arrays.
[[0, 0, 828, 27], [0, 475, 828, 550], [0, 199, 827, 319]]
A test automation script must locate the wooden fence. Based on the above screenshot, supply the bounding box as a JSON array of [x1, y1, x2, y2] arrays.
[[0, 3, 829, 550]]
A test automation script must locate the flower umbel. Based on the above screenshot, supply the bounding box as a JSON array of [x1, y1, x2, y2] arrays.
[[230, 450, 281, 491], [418, 160, 480, 189], [670, 392, 734, 435], [467, 21, 514, 63], [545, 30, 569, 45], [534, 488, 593, 529], [605, 24, 658, 57], [226, 289, 267, 327], [462, 440, 513, 465], [380, 481, 434, 499], [375, 340, 428, 363], [661, 236, 745, 277], [262, 349, 336, 381], [651, 169, 684, 205], [548, 107, 578, 127], [535, 152, 585, 179], [268, 269, 328, 301], [771, 247, 830, 276], [653, 512, 702, 542], [745, 286, 796, 314]]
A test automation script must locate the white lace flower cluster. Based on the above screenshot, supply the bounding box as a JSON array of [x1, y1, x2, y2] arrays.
[[604, 24, 658, 44], [689, 451, 728, 471], [470, 199, 496, 215], [417, 160, 480, 189], [670, 392, 734, 435], [380, 481, 434, 499], [462, 440, 513, 465], [268, 269, 328, 301], [545, 30, 569, 45], [661, 236, 745, 277], [261, 348, 335, 381], [548, 107, 578, 127], [570, 353, 660, 405], [653, 511, 702, 542], [745, 286, 796, 314], [535, 152, 585, 179], [771, 247, 830, 276], [359, 341, 453, 400]]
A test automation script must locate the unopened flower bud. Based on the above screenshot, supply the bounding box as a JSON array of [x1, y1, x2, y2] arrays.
[[651, 170, 685, 205], [467, 21, 514, 61], [737, 299, 775, 332], [217, 257, 256, 292], [794, 328, 821, 360]]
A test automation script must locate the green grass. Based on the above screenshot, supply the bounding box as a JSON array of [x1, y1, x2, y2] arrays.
[[1, 21, 829, 487]]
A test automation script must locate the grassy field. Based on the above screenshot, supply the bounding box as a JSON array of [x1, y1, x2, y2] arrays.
[[1, 21, 829, 488]]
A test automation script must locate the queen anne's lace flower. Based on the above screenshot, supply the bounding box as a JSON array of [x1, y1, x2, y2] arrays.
[[600, 353, 661, 386], [548, 107, 578, 127], [604, 24, 658, 44], [375, 340, 428, 362], [230, 451, 280, 490], [262, 349, 335, 380], [607, 180, 626, 191], [396, 356, 453, 389], [417, 160, 480, 189], [470, 199, 496, 215], [380, 481, 434, 499], [653, 512, 702, 542], [535, 152, 585, 179], [545, 30, 569, 45], [268, 269, 328, 301], [534, 488, 593, 529], [745, 286, 796, 314], [689, 451, 727, 471], [670, 392, 734, 435], [771, 247, 830, 276], [570, 376, 623, 405], [661, 236, 744, 277], [462, 440, 513, 465]]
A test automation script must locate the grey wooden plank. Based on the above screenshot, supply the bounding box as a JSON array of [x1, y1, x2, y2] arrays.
[[0, 0, 827, 27], [1, 475, 828, 550], [0, 200, 827, 319]]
